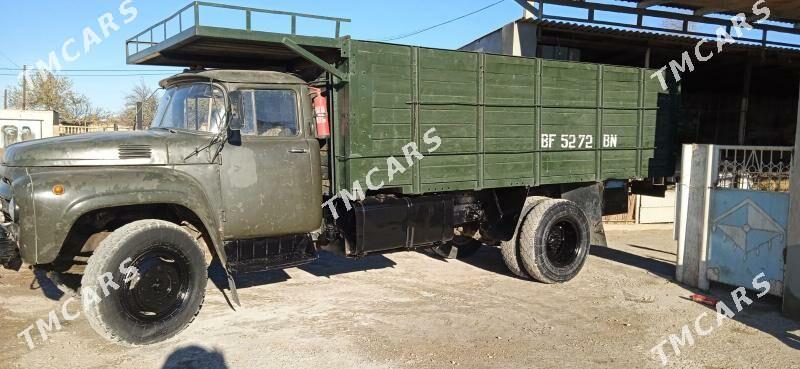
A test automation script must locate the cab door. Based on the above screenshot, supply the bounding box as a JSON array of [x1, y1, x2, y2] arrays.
[[219, 87, 322, 239]]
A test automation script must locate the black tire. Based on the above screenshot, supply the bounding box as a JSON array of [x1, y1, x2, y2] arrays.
[[433, 236, 482, 259], [81, 220, 208, 345], [518, 199, 591, 283], [500, 197, 548, 279]]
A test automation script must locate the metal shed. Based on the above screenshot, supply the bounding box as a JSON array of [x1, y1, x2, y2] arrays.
[[463, 0, 800, 319], [464, 0, 800, 148]]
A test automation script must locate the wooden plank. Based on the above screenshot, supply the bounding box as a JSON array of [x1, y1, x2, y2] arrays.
[[478, 53, 486, 190]]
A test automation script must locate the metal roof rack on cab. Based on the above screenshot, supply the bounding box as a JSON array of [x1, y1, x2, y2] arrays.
[[125, 1, 351, 81]]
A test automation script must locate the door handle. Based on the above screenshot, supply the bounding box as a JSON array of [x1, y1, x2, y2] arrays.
[[288, 148, 309, 154]]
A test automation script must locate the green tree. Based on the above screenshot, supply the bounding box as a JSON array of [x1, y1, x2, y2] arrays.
[[6, 70, 106, 124]]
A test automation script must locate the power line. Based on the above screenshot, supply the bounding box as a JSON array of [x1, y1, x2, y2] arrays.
[[0, 51, 20, 69], [0, 67, 178, 72], [379, 0, 506, 42], [0, 73, 173, 77]]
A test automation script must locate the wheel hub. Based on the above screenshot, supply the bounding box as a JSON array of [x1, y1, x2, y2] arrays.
[[545, 219, 580, 268], [122, 247, 191, 322]]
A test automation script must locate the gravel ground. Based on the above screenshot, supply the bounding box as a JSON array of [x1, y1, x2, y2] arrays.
[[0, 224, 798, 369]]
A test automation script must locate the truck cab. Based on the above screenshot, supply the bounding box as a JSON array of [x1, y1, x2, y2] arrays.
[[153, 70, 324, 239], [0, 69, 330, 344]]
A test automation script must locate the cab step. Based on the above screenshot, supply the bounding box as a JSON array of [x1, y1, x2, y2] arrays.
[[225, 234, 317, 274]]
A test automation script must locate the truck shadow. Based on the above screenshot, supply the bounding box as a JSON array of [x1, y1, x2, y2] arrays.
[[449, 246, 524, 278], [208, 251, 397, 292], [161, 345, 228, 369], [424, 243, 677, 281], [423, 243, 677, 281], [420, 245, 531, 279], [589, 245, 675, 278], [589, 245, 800, 350], [693, 284, 800, 351], [207, 260, 289, 292], [32, 268, 65, 301], [298, 251, 396, 278]]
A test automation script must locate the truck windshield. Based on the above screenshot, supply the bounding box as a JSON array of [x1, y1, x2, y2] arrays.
[[151, 83, 226, 133]]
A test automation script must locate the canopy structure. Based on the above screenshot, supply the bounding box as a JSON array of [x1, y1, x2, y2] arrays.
[[514, 0, 800, 49], [628, 0, 800, 25]]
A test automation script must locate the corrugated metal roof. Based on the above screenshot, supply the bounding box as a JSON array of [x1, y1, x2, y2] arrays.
[[620, 0, 800, 24], [533, 19, 800, 54]]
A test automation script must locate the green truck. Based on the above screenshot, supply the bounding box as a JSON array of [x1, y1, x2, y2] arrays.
[[0, 2, 674, 345]]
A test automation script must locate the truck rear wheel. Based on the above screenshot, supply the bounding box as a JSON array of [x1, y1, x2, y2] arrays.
[[500, 197, 548, 279], [81, 220, 207, 345], [518, 200, 590, 283]]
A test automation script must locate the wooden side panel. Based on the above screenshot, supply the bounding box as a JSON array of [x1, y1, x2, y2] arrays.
[[337, 41, 673, 195], [643, 74, 675, 178], [483, 55, 537, 188], [539, 60, 598, 185], [417, 49, 479, 191], [342, 41, 414, 191], [541, 60, 597, 108], [484, 55, 537, 153], [602, 66, 642, 179]]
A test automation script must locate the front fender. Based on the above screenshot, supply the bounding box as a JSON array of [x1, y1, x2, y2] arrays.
[[25, 166, 221, 264]]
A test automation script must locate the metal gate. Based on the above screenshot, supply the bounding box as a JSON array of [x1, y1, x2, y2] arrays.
[[708, 146, 792, 295], [677, 145, 792, 295]]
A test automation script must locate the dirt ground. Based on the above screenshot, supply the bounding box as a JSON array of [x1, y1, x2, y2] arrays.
[[0, 224, 798, 369]]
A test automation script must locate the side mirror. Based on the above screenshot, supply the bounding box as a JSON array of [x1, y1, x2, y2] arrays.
[[227, 91, 243, 146]]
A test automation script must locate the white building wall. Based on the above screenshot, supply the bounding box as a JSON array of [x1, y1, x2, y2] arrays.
[[0, 110, 59, 149]]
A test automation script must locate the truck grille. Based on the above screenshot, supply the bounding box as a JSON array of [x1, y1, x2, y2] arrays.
[[118, 144, 152, 159]]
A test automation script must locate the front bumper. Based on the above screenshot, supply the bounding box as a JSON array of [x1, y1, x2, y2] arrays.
[[0, 222, 21, 270]]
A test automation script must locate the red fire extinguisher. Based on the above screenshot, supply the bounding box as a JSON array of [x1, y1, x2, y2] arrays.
[[309, 87, 330, 139]]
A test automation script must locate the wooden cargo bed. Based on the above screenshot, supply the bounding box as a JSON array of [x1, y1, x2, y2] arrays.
[[335, 41, 676, 194]]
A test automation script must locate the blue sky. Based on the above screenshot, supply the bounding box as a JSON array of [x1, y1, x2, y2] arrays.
[[0, 0, 526, 113], [1, 0, 797, 113]]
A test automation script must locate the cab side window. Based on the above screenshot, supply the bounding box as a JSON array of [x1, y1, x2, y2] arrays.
[[240, 90, 299, 137]]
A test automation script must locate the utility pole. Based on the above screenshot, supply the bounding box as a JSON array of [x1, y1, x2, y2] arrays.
[[3, 89, 7, 110], [135, 102, 143, 130], [22, 64, 27, 110]]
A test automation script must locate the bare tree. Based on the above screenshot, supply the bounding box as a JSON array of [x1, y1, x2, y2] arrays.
[[119, 79, 160, 128]]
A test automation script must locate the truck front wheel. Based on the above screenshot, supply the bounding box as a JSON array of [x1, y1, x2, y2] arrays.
[[518, 200, 591, 283], [81, 220, 207, 345]]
